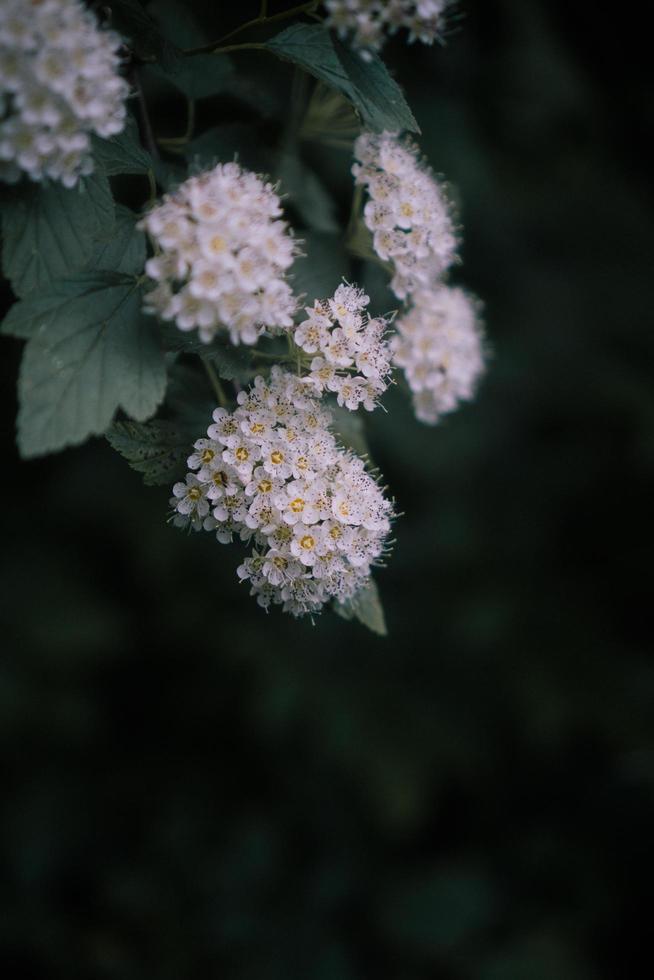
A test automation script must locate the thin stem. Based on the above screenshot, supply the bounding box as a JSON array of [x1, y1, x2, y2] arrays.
[[202, 358, 229, 408], [183, 1, 320, 56], [132, 67, 159, 161], [206, 42, 267, 56], [146, 167, 157, 205]]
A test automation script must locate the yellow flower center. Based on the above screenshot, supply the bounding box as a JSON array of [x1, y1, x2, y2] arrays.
[[338, 502, 349, 517], [250, 422, 265, 434], [235, 447, 249, 462], [297, 456, 308, 470], [210, 235, 226, 253], [270, 450, 284, 465], [200, 271, 217, 288], [400, 202, 414, 218], [290, 498, 305, 513], [329, 526, 342, 540], [201, 448, 215, 464], [273, 556, 287, 570], [300, 535, 315, 550], [213, 471, 225, 486], [258, 479, 272, 493], [188, 487, 202, 501]]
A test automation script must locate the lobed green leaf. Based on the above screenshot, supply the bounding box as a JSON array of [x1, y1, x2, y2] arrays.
[[91, 206, 146, 277], [1, 174, 114, 298], [106, 419, 191, 486], [91, 115, 153, 176], [16, 273, 166, 458]]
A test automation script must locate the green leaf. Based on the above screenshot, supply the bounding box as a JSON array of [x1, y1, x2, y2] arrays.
[[291, 231, 350, 304], [147, 54, 235, 101], [1, 173, 114, 297], [183, 123, 273, 174], [106, 419, 191, 486], [265, 25, 419, 134], [332, 35, 420, 135], [91, 115, 152, 176], [16, 273, 166, 457], [335, 579, 387, 636], [91, 206, 146, 276], [277, 152, 339, 233], [108, 0, 181, 70], [207, 340, 257, 383], [160, 324, 256, 383], [330, 404, 370, 457]]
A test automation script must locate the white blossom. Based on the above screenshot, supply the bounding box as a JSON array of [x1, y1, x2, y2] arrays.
[[325, 0, 451, 59], [0, 0, 128, 187], [170, 367, 394, 618], [353, 131, 457, 300], [293, 283, 393, 411], [391, 284, 485, 424], [140, 163, 299, 346]]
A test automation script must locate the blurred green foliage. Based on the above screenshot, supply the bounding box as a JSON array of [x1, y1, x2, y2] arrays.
[[1, 0, 653, 977]]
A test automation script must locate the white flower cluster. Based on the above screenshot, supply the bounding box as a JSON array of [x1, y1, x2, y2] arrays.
[[391, 285, 484, 424], [140, 163, 298, 346], [325, 0, 450, 57], [170, 367, 393, 618], [0, 0, 128, 187], [294, 283, 392, 411], [353, 130, 457, 300]]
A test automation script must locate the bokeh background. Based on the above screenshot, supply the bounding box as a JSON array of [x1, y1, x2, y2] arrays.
[[2, 0, 653, 976]]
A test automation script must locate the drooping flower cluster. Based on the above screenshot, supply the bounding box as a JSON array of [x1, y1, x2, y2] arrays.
[[140, 163, 299, 346], [325, 0, 451, 57], [170, 367, 394, 618], [391, 285, 484, 424], [353, 130, 457, 300], [0, 0, 128, 187], [294, 283, 392, 411]]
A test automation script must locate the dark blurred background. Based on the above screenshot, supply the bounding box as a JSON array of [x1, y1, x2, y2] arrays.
[[2, 0, 653, 976]]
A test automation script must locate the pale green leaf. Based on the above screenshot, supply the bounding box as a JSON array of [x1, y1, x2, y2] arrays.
[[332, 35, 420, 135], [91, 206, 146, 276], [330, 404, 370, 457], [335, 579, 387, 635], [265, 25, 419, 134], [91, 115, 152, 175], [106, 419, 191, 485], [17, 273, 166, 457], [1, 173, 114, 297]]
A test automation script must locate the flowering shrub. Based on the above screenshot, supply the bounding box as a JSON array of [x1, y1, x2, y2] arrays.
[[0, 0, 487, 633]]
